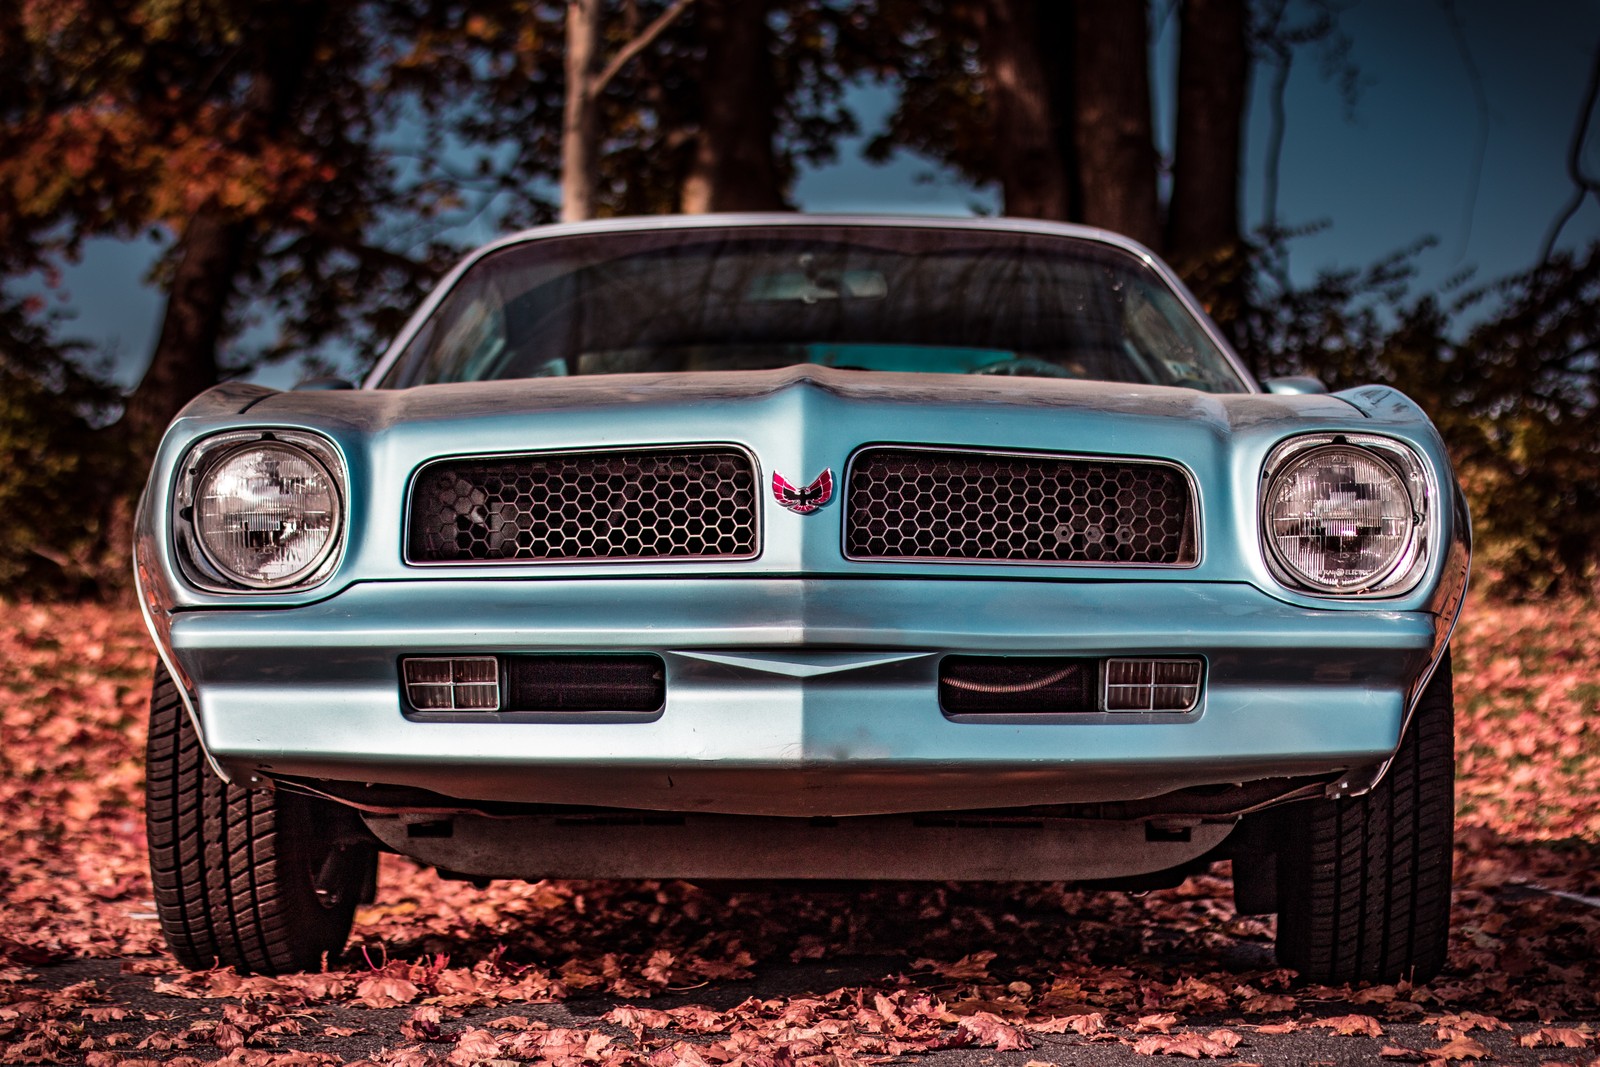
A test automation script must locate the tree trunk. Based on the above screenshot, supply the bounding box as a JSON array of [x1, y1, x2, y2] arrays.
[[980, 0, 1072, 221], [1168, 0, 1248, 266], [1038, 0, 1082, 222], [122, 206, 249, 452], [680, 0, 785, 213], [1072, 0, 1162, 249], [562, 0, 603, 222]]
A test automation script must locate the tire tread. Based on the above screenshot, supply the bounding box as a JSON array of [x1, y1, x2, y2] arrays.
[[145, 665, 365, 973], [1275, 654, 1455, 984]]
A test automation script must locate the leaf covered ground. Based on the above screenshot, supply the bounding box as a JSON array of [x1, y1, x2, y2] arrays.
[[0, 598, 1596, 1066]]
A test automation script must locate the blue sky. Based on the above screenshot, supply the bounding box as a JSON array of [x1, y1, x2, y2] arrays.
[[39, 0, 1600, 389], [794, 0, 1600, 292]]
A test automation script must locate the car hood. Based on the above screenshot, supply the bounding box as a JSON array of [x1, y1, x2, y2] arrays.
[[243, 364, 1364, 438]]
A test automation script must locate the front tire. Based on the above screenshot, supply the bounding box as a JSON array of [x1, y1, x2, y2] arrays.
[[1274, 653, 1455, 984], [145, 664, 375, 973]]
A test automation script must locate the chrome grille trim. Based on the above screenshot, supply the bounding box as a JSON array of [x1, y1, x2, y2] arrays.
[[405, 446, 760, 565], [844, 446, 1200, 566]]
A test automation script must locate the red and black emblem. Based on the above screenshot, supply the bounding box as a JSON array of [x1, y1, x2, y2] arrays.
[[772, 469, 834, 514]]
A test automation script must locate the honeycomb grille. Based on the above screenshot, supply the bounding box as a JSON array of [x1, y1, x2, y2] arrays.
[[407, 449, 758, 563], [846, 448, 1197, 565]]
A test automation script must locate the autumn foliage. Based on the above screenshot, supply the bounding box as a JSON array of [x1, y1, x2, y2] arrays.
[[0, 598, 1596, 1064], [2, 1, 1598, 596]]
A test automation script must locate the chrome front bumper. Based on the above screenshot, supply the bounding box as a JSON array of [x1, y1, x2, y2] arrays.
[[162, 577, 1440, 817]]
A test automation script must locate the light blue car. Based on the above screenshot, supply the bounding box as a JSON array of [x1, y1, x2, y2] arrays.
[[135, 215, 1469, 983]]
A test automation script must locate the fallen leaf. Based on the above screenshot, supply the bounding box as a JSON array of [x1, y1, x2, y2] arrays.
[[401, 1005, 446, 1042], [1025, 1013, 1105, 1035], [1317, 1014, 1384, 1038], [356, 975, 421, 1008], [1423, 1035, 1493, 1061], [917, 951, 997, 980], [1131, 1030, 1241, 1058], [649, 1041, 715, 1067], [606, 1005, 675, 1041], [448, 1028, 504, 1065], [1434, 1013, 1511, 1034], [1240, 994, 1296, 1013], [959, 1010, 1031, 1051], [1135, 1013, 1181, 1034], [1519, 1027, 1588, 1049]]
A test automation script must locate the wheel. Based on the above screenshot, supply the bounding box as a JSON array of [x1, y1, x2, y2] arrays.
[[1273, 652, 1455, 984], [145, 664, 376, 974]]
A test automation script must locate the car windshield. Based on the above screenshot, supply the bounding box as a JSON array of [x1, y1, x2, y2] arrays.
[[377, 224, 1250, 392]]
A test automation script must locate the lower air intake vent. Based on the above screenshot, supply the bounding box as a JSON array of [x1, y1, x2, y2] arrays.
[[939, 657, 1098, 715], [503, 655, 664, 713]]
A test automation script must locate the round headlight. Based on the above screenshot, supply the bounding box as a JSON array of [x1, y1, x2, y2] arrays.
[[1265, 444, 1417, 593], [194, 443, 342, 588]]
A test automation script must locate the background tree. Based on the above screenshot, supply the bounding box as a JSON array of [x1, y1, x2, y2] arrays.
[[0, 0, 452, 456], [0, 296, 124, 595], [975, 0, 1072, 221], [1168, 0, 1249, 264], [455, 0, 858, 225], [0, 0, 1594, 596], [562, 0, 694, 220], [680, 0, 786, 212], [872, 0, 1276, 337], [1072, 0, 1163, 248], [1166, 0, 1250, 325], [1231, 232, 1600, 594], [122, 0, 334, 452], [872, 0, 1243, 256]]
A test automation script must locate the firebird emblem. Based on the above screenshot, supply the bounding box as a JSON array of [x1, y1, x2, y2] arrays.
[[772, 469, 834, 514]]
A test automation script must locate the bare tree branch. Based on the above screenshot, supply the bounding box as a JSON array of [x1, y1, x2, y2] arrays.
[[1262, 49, 1290, 236], [1541, 36, 1600, 263], [594, 0, 694, 97], [1254, 0, 1292, 244], [1437, 0, 1490, 262]]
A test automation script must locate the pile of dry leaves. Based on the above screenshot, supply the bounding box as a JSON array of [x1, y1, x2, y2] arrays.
[[0, 598, 1595, 1066]]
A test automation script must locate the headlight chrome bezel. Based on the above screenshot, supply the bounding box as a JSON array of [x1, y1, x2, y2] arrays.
[[1259, 433, 1434, 597], [173, 430, 347, 593]]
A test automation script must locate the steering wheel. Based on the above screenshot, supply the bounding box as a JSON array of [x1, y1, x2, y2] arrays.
[[969, 357, 1078, 378]]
